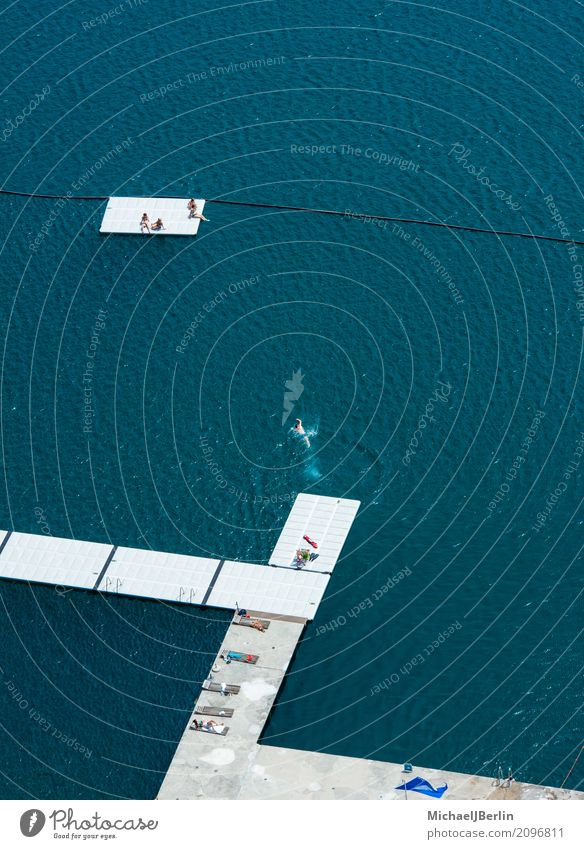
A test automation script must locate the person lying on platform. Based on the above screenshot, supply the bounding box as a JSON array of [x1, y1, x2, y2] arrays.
[[194, 719, 223, 733], [187, 198, 209, 221], [250, 619, 265, 632], [151, 217, 165, 231], [140, 213, 150, 232]]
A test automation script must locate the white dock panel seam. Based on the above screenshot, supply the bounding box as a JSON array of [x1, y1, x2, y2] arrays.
[[0, 530, 11, 555], [0, 532, 112, 590], [207, 561, 330, 620], [98, 546, 221, 605]]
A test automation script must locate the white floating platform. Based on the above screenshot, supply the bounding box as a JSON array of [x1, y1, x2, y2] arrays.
[[99, 197, 206, 236], [0, 531, 112, 590], [207, 560, 330, 620], [269, 493, 360, 573], [0, 495, 359, 620], [99, 547, 220, 604]]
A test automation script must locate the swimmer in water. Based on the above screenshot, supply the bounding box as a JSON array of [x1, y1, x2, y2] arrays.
[[293, 418, 310, 447]]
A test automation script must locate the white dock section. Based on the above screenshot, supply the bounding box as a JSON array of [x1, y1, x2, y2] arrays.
[[99, 197, 206, 236], [269, 493, 360, 573], [0, 531, 112, 590], [207, 560, 329, 620], [99, 547, 220, 605], [0, 494, 360, 620]]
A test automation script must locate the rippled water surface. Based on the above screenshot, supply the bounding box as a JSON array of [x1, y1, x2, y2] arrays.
[[1, 0, 583, 797]]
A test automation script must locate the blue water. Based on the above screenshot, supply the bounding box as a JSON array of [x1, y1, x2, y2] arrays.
[[1, 0, 584, 796], [0, 582, 231, 798]]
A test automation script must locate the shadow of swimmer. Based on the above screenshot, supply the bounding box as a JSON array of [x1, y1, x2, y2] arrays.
[[370, 621, 462, 695]]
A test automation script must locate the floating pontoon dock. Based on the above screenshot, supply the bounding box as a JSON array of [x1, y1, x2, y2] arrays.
[[270, 492, 360, 572], [0, 494, 359, 620], [2, 495, 582, 801], [99, 196, 206, 236]]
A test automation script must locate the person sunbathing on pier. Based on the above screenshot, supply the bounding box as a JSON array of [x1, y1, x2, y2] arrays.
[[187, 198, 209, 221], [293, 418, 310, 448], [140, 213, 150, 233], [151, 217, 165, 231], [193, 719, 222, 733]]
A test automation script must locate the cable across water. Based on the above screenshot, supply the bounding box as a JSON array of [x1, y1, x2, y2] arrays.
[[0, 188, 581, 247]]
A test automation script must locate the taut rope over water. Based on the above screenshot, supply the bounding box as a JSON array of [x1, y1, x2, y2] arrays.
[[1, 188, 583, 247]]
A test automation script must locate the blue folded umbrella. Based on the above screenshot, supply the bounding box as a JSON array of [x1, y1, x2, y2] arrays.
[[395, 776, 448, 798]]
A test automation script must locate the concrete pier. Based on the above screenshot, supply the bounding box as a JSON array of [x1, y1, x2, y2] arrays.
[[158, 614, 584, 801]]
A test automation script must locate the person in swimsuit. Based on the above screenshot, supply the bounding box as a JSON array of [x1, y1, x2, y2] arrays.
[[151, 218, 165, 231], [187, 198, 209, 221], [140, 213, 150, 233], [293, 418, 310, 448]]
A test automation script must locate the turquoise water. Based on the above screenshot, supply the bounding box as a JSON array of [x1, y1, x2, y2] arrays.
[[0, 582, 231, 798], [1, 0, 584, 796]]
